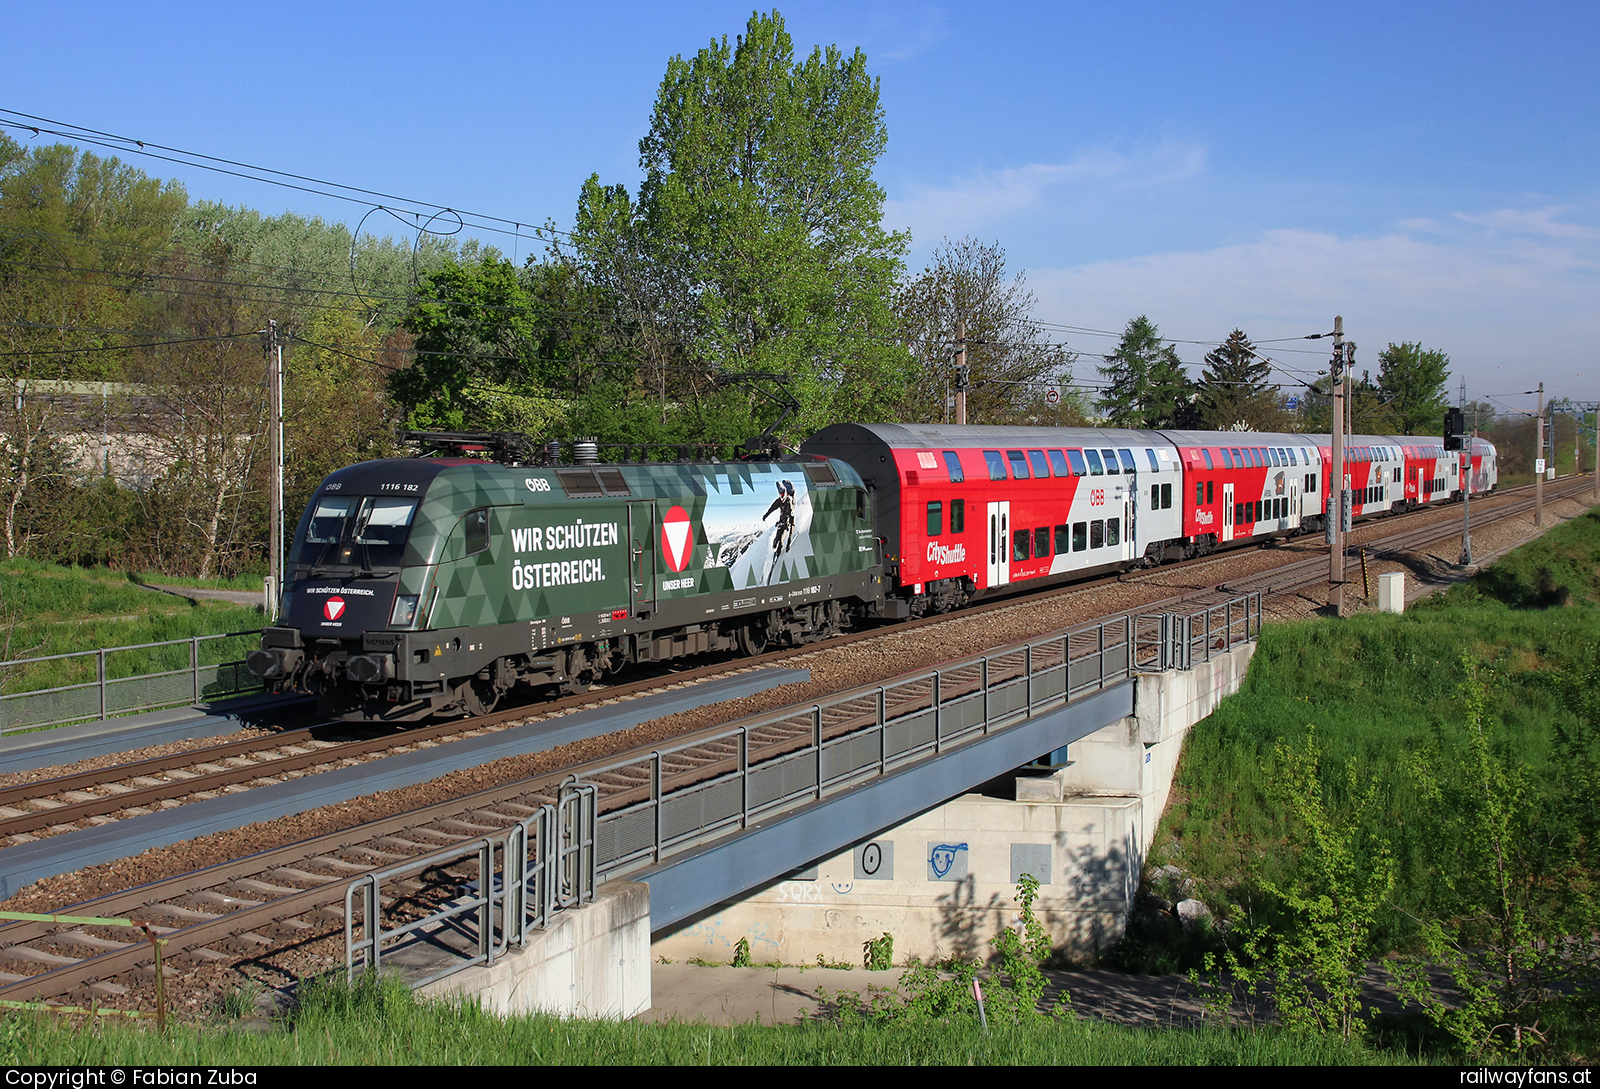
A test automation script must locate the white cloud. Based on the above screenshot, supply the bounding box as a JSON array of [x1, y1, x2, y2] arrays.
[[885, 139, 1208, 242], [1025, 208, 1600, 399]]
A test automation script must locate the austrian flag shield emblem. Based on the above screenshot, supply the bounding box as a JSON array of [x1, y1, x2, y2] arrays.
[[661, 506, 693, 572], [323, 596, 346, 621]]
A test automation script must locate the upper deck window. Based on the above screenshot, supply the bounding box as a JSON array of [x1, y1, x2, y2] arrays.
[[1084, 450, 1105, 476], [1047, 450, 1070, 477], [1066, 449, 1088, 476], [1027, 450, 1050, 478], [1202, 449, 1214, 470], [942, 451, 965, 483], [1119, 449, 1138, 474], [1100, 449, 1119, 475], [1007, 450, 1031, 479], [983, 450, 1007, 480]]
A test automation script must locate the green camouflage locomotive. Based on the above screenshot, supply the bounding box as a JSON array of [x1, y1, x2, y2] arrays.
[[246, 447, 885, 720]]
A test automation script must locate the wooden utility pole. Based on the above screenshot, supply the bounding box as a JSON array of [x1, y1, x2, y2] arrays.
[[1535, 381, 1544, 528], [1329, 316, 1347, 615], [953, 319, 968, 426]]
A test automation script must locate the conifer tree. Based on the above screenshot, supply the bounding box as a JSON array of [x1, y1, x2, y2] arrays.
[[1197, 329, 1280, 431], [1097, 315, 1196, 428]]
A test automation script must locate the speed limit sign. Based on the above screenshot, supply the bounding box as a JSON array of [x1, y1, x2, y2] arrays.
[[1046, 388, 1060, 405]]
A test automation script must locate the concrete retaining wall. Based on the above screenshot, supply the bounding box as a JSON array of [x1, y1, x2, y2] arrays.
[[419, 881, 651, 1019]]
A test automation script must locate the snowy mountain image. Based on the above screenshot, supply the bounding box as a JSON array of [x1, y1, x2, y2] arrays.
[[700, 473, 815, 589]]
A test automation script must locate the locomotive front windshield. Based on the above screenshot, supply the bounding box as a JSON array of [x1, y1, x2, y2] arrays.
[[292, 496, 419, 571]]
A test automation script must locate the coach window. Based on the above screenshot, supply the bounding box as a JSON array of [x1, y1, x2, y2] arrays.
[[942, 451, 965, 482], [1054, 523, 1070, 554], [927, 501, 942, 536], [1255, 500, 1264, 522], [950, 499, 965, 534], [1073, 521, 1087, 551], [1202, 448, 1214, 470], [1151, 483, 1160, 508], [1161, 482, 1173, 509], [1013, 528, 1030, 562], [1066, 449, 1088, 476], [1230, 448, 1243, 468], [1090, 520, 1105, 548], [983, 450, 1007, 480], [1007, 450, 1031, 479], [1146, 449, 1160, 473], [1206, 480, 1214, 504], [1195, 481, 1204, 506], [1107, 517, 1121, 546], [1048, 449, 1070, 477], [1034, 527, 1050, 557], [464, 508, 491, 557], [1119, 450, 1138, 474], [1027, 450, 1050, 478], [1085, 450, 1105, 475], [1100, 449, 1119, 474]]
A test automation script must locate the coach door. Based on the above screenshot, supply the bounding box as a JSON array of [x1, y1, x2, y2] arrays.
[[1289, 482, 1301, 529], [628, 501, 656, 616], [986, 501, 1010, 587], [1222, 483, 1235, 543]]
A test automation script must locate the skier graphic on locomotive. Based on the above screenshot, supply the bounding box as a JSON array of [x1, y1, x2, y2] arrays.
[[248, 424, 1495, 720]]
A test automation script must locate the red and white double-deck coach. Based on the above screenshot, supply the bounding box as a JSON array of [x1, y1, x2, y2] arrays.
[[804, 422, 1497, 618]]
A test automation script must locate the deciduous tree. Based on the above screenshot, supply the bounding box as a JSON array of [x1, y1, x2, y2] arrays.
[[570, 10, 913, 443], [1377, 341, 1451, 436], [894, 236, 1083, 425]]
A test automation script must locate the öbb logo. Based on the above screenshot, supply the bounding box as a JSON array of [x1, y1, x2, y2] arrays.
[[1089, 489, 1106, 506]]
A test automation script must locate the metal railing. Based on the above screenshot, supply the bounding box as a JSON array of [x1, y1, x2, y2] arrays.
[[1135, 594, 1262, 673], [345, 779, 595, 983], [344, 593, 1260, 988], [0, 630, 263, 735]]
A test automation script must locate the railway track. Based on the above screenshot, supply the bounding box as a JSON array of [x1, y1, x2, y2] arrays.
[[0, 477, 1589, 1011], [1, 477, 1583, 851], [0, 637, 1059, 1008]]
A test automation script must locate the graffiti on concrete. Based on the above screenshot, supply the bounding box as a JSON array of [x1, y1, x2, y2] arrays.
[[928, 842, 969, 880]]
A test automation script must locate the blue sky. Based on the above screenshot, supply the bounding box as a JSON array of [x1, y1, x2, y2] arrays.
[[2, 1, 1596, 410]]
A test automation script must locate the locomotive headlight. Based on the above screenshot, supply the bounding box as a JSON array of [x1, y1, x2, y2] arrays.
[[389, 594, 420, 628]]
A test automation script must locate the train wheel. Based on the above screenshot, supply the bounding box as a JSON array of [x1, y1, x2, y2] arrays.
[[462, 678, 501, 716], [737, 616, 769, 657]]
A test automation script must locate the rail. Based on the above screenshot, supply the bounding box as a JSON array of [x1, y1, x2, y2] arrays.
[[0, 630, 263, 735], [345, 594, 1260, 988]]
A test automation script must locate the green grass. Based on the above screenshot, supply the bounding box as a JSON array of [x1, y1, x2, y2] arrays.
[[0, 558, 263, 696], [0, 974, 1432, 1066], [1110, 506, 1600, 1061]]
